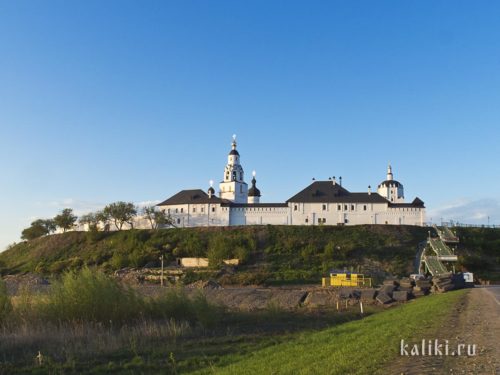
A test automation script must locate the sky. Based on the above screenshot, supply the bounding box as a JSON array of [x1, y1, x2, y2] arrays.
[[1, 1, 500, 250]]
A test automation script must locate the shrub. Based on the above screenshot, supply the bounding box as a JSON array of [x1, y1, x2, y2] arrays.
[[41, 267, 142, 323], [207, 235, 232, 266]]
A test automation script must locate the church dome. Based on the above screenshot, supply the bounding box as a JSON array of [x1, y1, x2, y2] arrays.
[[229, 149, 240, 156], [207, 186, 215, 195], [248, 185, 261, 197], [378, 180, 402, 188], [248, 176, 261, 197]]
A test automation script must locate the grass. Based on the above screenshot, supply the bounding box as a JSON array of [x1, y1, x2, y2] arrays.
[[0, 268, 467, 374], [2, 226, 498, 283], [188, 290, 467, 375], [0, 225, 430, 280], [0, 268, 365, 373]]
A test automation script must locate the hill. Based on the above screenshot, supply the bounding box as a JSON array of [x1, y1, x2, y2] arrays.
[[0, 225, 498, 283]]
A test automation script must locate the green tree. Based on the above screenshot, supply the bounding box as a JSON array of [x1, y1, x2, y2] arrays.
[[142, 206, 157, 229], [79, 212, 99, 232], [207, 235, 232, 267], [103, 202, 137, 230], [323, 241, 335, 261], [155, 210, 175, 228], [95, 210, 110, 231], [142, 206, 175, 229], [181, 233, 205, 256], [54, 208, 78, 232], [21, 219, 56, 240], [234, 246, 249, 263], [300, 243, 316, 262]]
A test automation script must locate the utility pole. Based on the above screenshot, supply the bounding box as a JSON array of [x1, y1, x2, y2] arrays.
[[159, 254, 164, 287]]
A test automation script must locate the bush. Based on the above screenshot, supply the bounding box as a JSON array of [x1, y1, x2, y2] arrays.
[[41, 267, 143, 323], [207, 235, 232, 266]]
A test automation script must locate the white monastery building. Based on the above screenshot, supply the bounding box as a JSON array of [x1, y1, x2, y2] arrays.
[[157, 137, 425, 227]]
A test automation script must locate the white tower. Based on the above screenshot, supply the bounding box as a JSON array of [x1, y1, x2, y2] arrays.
[[377, 164, 405, 203], [219, 135, 248, 203]]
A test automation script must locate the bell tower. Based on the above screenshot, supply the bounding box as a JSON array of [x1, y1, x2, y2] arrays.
[[219, 135, 248, 203], [377, 163, 405, 203]]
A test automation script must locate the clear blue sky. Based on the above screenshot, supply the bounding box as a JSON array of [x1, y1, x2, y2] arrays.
[[1, 1, 500, 250]]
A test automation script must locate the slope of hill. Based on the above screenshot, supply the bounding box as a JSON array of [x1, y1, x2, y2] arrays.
[[0, 225, 497, 283]]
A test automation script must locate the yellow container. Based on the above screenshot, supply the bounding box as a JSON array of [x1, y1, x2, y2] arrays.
[[325, 272, 372, 288]]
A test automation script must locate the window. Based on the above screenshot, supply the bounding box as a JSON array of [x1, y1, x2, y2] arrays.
[[175, 208, 178, 213], [201, 207, 204, 213], [363, 205, 367, 211], [323, 218, 326, 223], [240, 185, 243, 193], [318, 218, 322, 224], [176, 218, 181, 224], [167, 209, 171, 214], [305, 218, 309, 223], [193, 207, 196, 213], [294, 205, 298, 211], [322, 204, 326, 211], [338, 204, 341, 210], [211, 207, 215, 212], [351, 205, 355, 211], [180, 208, 184, 213], [344, 205, 348, 210]]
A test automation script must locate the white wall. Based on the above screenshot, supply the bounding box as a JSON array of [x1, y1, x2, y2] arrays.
[[74, 201, 424, 233], [158, 203, 230, 227], [229, 206, 289, 225]]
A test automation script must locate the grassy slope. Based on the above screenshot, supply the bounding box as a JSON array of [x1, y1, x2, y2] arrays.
[[191, 290, 467, 375], [455, 227, 500, 280], [0, 226, 428, 279], [0, 226, 497, 281]]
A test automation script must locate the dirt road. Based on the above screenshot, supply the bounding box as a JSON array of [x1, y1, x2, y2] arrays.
[[388, 287, 500, 374]]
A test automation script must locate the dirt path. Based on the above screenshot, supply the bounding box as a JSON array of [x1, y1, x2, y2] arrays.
[[387, 287, 500, 374]]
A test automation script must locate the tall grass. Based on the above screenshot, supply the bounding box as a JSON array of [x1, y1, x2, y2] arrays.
[[5, 267, 220, 327], [0, 278, 12, 322], [147, 288, 221, 328], [42, 267, 143, 323], [1, 268, 221, 370]]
